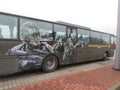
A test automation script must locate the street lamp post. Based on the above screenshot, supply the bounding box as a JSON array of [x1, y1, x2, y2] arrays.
[[114, 0, 120, 70]]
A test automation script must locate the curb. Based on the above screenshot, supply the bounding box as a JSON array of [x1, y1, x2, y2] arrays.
[[107, 82, 120, 90]]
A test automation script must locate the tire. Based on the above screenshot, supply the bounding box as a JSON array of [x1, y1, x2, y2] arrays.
[[103, 52, 108, 60], [42, 55, 58, 73]]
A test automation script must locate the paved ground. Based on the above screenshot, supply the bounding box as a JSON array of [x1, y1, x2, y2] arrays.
[[16, 64, 120, 90], [0, 57, 114, 90]]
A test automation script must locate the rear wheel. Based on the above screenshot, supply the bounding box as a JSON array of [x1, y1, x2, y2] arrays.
[[103, 52, 109, 60], [42, 55, 58, 72]]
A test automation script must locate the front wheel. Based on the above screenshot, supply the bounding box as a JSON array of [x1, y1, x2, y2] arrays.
[[42, 55, 58, 73]]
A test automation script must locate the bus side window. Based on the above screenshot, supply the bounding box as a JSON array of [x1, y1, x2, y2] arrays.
[[78, 29, 89, 45], [0, 14, 18, 39], [0, 28, 3, 38], [54, 24, 66, 42], [102, 34, 110, 45]]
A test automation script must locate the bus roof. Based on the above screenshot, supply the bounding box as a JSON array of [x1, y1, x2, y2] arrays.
[[0, 12, 115, 36], [56, 21, 90, 30]]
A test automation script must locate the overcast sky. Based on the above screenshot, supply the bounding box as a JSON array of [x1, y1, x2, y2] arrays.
[[0, 0, 118, 35]]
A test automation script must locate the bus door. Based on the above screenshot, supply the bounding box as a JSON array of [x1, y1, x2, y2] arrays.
[[76, 29, 91, 62], [110, 35, 115, 56], [86, 31, 104, 60], [64, 27, 77, 64]]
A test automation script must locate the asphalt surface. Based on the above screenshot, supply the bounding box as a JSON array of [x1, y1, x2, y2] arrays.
[[0, 57, 114, 90]]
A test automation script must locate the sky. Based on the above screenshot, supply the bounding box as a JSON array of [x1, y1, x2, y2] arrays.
[[0, 0, 118, 35]]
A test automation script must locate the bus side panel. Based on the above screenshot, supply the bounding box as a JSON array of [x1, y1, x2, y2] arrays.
[[0, 55, 19, 76], [0, 40, 21, 55], [76, 47, 95, 62], [76, 47, 103, 62], [76, 46, 110, 62]]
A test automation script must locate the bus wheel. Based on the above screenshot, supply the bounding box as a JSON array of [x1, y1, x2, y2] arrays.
[[103, 52, 108, 60], [42, 55, 58, 73]]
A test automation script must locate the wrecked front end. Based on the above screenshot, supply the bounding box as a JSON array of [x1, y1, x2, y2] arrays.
[[7, 43, 49, 72]]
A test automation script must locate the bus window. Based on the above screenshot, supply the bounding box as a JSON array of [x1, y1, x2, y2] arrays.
[[0, 14, 18, 39], [54, 24, 66, 41], [78, 29, 89, 44], [101, 34, 110, 44], [67, 27, 77, 44], [90, 31, 102, 44], [68, 28, 76, 38], [20, 18, 53, 41]]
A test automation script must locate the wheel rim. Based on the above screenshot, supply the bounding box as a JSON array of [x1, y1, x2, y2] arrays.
[[45, 56, 56, 70], [104, 53, 108, 59]]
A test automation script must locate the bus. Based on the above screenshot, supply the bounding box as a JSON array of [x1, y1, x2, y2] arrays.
[[0, 12, 115, 75]]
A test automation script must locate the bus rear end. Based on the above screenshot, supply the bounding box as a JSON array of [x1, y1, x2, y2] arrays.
[[0, 13, 21, 75], [0, 55, 19, 76]]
